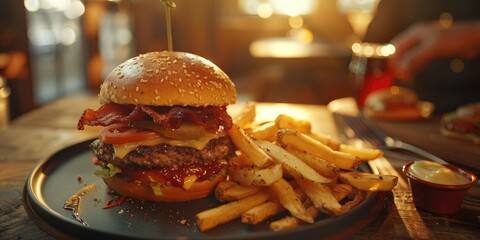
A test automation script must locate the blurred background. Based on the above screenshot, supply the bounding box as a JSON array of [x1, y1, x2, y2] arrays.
[[0, 0, 362, 121], [0, 0, 383, 121]]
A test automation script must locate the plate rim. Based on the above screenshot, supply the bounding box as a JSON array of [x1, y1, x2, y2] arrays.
[[23, 139, 385, 240]]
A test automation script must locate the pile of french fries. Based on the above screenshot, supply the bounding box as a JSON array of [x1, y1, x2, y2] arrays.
[[196, 102, 398, 232]]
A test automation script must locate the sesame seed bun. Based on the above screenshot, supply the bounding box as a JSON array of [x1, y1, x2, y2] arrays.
[[363, 87, 434, 120], [99, 51, 237, 106]]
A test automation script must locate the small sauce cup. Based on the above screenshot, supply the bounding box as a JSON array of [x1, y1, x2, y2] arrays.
[[402, 160, 478, 214]]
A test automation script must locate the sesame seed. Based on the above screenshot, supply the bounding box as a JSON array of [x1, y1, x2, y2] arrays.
[[135, 86, 139, 92], [155, 89, 159, 95], [140, 79, 148, 83], [134, 98, 138, 103], [122, 86, 126, 90], [155, 96, 160, 100]]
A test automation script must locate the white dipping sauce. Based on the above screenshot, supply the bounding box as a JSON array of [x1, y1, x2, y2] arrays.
[[408, 160, 469, 185]]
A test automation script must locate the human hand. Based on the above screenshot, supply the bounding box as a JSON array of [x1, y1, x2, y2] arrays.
[[389, 21, 480, 81]]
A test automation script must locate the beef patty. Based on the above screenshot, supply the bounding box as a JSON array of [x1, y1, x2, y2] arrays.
[[90, 136, 236, 169]]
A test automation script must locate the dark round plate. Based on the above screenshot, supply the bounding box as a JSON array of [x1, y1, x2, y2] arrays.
[[23, 140, 385, 240]]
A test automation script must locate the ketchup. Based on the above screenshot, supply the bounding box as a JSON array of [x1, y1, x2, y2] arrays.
[[122, 161, 226, 187]]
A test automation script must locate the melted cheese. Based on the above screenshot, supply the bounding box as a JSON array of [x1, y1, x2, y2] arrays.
[[113, 132, 220, 159], [182, 175, 198, 190]]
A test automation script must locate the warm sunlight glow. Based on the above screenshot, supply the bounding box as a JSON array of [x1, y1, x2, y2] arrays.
[[351, 43, 396, 58], [257, 2, 273, 18], [24, 0, 40, 12], [25, 0, 85, 18], [250, 38, 315, 58], [240, 0, 317, 17], [288, 16, 304, 29], [290, 28, 314, 44]]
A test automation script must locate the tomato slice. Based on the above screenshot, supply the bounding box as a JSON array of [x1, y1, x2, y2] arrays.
[[99, 123, 161, 145]]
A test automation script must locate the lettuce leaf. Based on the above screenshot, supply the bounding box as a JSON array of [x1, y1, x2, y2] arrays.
[[94, 163, 122, 178]]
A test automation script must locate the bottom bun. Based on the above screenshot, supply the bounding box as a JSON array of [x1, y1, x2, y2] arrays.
[[103, 174, 225, 202]]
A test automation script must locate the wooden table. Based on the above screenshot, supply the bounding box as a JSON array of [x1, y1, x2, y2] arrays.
[[1, 95, 479, 239]]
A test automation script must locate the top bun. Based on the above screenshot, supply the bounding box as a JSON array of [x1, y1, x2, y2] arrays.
[[364, 86, 418, 112], [99, 51, 237, 106]]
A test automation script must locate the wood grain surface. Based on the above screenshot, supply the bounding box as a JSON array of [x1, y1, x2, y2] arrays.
[[1, 95, 479, 239]]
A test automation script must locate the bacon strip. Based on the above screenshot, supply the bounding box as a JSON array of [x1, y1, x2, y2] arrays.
[[77, 103, 145, 130], [77, 103, 232, 131]]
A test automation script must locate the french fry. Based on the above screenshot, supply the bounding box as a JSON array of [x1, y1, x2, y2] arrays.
[[339, 144, 383, 160], [214, 180, 238, 201], [305, 132, 341, 151], [268, 178, 313, 224], [215, 181, 263, 203], [229, 154, 254, 167], [328, 183, 354, 202], [339, 172, 398, 191], [228, 163, 283, 186], [241, 187, 307, 225], [275, 114, 311, 133], [277, 129, 361, 170], [228, 124, 273, 168], [196, 190, 274, 232], [250, 121, 278, 141], [234, 101, 256, 129], [196, 112, 389, 233], [285, 146, 340, 180], [296, 179, 342, 216], [269, 206, 319, 231], [242, 199, 285, 224], [255, 140, 331, 184]]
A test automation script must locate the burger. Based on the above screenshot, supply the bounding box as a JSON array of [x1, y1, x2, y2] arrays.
[[440, 102, 480, 144], [77, 51, 237, 202], [363, 86, 434, 120]]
